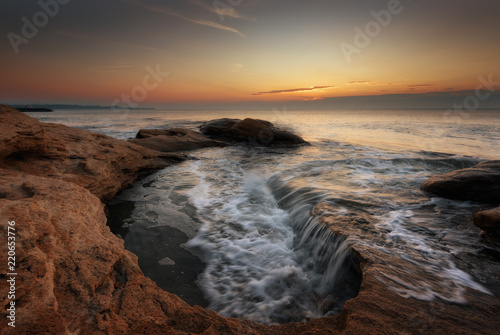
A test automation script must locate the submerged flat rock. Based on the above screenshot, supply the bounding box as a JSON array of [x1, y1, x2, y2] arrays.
[[200, 118, 309, 146]]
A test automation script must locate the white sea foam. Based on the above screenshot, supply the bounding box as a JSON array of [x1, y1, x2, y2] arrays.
[[370, 207, 492, 302], [186, 169, 358, 324]]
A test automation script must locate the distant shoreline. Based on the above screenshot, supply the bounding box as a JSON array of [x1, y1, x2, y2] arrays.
[[16, 107, 54, 112]]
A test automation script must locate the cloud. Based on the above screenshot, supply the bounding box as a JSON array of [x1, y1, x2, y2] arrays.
[[121, 0, 245, 37], [252, 86, 335, 95], [406, 83, 435, 91], [189, 0, 256, 21], [347, 81, 393, 86], [348, 81, 372, 84], [407, 84, 435, 88]]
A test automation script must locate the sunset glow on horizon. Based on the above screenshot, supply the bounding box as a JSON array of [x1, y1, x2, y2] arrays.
[[1, 0, 499, 108]]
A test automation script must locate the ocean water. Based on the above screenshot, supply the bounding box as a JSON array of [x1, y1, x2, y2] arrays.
[[27, 108, 500, 324]]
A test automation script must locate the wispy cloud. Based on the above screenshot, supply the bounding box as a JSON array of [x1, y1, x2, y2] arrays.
[[348, 80, 373, 84], [347, 81, 393, 86], [407, 84, 435, 88], [55, 30, 159, 51], [189, 0, 256, 21], [122, 0, 245, 37], [407, 83, 435, 91], [253, 86, 335, 95]]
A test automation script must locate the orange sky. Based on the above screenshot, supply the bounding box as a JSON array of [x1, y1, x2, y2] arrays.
[[1, 0, 499, 107]]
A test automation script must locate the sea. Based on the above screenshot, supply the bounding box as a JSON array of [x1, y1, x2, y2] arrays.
[[26, 108, 500, 324]]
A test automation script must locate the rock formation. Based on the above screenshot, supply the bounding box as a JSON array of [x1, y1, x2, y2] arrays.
[[1, 105, 499, 334], [129, 128, 227, 152], [421, 161, 500, 205], [200, 118, 308, 146], [421, 161, 500, 238], [129, 118, 307, 152], [474, 206, 500, 239], [0, 106, 185, 202]]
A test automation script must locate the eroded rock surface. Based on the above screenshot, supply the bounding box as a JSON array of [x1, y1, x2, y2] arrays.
[[0, 105, 185, 202]]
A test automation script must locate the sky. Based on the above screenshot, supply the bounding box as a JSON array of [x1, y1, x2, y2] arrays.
[[1, 0, 500, 109]]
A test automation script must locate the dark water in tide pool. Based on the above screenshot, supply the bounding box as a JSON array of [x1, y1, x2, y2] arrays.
[[28, 109, 500, 324]]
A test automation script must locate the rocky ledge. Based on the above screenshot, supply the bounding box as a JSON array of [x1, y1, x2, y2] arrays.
[[1, 105, 499, 334], [0, 106, 185, 202], [422, 161, 500, 238]]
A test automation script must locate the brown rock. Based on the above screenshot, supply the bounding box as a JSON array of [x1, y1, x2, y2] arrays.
[[421, 161, 500, 205], [0, 105, 185, 202], [200, 118, 308, 146], [129, 128, 227, 152], [474, 206, 500, 237]]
